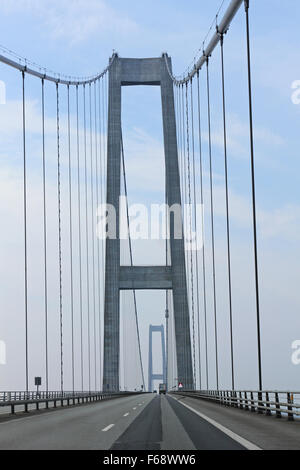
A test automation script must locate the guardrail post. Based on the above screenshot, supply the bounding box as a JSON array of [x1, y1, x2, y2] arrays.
[[244, 392, 249, 411], [275, 392, 281, 418], [287, 393, 294, 421], [250, 392, 255, 412], [234, 391, 238, 408], [265, 392, 271, 416], [239, 392, 243, 409], [258, 391, 263, 414]]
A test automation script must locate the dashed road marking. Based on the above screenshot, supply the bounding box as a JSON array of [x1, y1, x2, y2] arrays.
[[102, 424, 115, 432], [123, 413, 129, 417], [133, 407, 137, 410]]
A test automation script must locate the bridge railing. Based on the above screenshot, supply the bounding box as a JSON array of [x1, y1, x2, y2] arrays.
[[0, 391, 144, 415], [172, 390, 300, 421]]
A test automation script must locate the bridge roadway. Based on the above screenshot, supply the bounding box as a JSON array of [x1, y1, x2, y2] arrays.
[[0, 394, 299, 450]]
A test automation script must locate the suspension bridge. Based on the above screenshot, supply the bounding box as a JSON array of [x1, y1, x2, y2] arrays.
[[0, 0, 299, 451]]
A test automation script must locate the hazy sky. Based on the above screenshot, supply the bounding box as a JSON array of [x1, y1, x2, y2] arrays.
[[0, 0, 300, 392]]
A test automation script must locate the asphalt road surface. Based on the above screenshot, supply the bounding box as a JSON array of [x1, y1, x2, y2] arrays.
[[0, 394, 258, 450]]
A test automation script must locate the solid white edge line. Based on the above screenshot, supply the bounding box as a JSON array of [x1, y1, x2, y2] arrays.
[[102, 424, 115, 432], [169, 395, 261, 451]]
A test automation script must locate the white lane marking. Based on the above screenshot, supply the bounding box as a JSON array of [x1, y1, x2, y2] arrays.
[[138, 404, 142, 406], [123, 413, 129, 417], [102, 424, 115, 432], [133, 407, 137, 410], [170, 396, 261, 451]]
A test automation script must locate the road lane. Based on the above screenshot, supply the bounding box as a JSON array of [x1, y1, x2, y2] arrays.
[[166, 395, 246, 450], [0, 394, 269, 450], [0, 394, 153, 450], [111, 395, 162, 450]]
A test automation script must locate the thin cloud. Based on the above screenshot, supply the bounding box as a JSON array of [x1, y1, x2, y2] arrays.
[[1, 0, 139, 45]]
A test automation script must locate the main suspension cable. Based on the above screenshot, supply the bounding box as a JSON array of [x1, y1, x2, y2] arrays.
[[163, 0, 244, 85], [0, 49, 117, 86]]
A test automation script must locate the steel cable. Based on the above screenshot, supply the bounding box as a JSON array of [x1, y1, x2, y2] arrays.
[[67, 85, 75, 393], [41, 78, 49, 393], [56, 83, 64, 393], [120, 132, 146, 392], [244, 0, 262, 391], [220, 34, 235, 390], [190, 80, 202, 390], [22, 71, 29, 395], [185, 83, 196, 386], [76, 85, 84, 392], [206, 59, 219, 390], [83, 84, 91, 392], [197, 72, 209, 390]]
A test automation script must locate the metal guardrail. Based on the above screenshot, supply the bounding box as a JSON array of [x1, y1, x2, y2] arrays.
[[0, 391, 143, 415], [172, 390, 300, 421]]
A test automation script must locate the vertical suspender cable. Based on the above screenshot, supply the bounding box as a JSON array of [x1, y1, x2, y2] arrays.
[[56, 82, 64, 394], [120, 133, 146, 392], [220, 33, 235, 390], [83, 84, 91, 393], [76, 85, 84, 392], [98, 78, 104, 389], [244, 0, 262, 391], [190, 79, 202, 390], [181, 83, 188, 377], [22, 71, 29, 396], [197, 71, 209, 390], [41, 78, 49, 394], [67, 85, 75, 393], [165, 100, 170, 388], [89, 83, 97, 391], [178, 86, 184, 205], [206, 58, 219, 391], [185, 83, 196, 386], [94, 80, 101, 391]]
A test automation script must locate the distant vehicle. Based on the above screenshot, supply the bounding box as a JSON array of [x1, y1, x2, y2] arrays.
[[153, 390, 157, 394], [159, 383, 167, 395]]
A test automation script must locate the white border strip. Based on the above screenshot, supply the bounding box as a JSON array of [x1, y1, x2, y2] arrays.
[[170, 395, 261, 451]]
